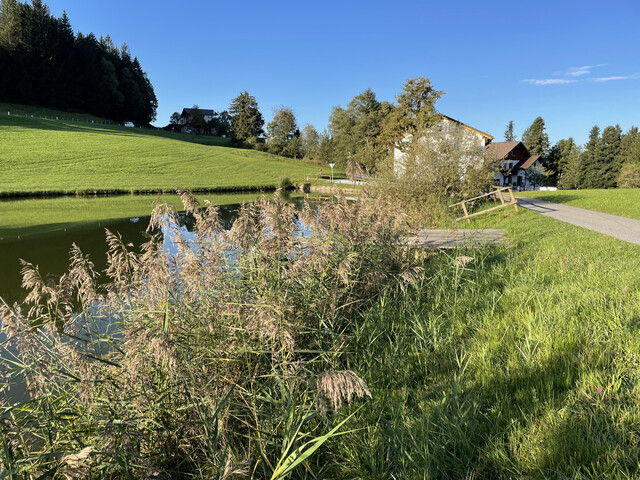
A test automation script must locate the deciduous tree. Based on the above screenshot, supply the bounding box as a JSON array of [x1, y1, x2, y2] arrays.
[[266, 106, 299, 157]]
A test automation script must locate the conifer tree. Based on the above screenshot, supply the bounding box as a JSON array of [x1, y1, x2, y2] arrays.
[[599, 125, 622, 187], [229, 91, 264, 146], [579, 126, 602, 188], [521, 117, 550, 157], [504, 120, 516, 141]]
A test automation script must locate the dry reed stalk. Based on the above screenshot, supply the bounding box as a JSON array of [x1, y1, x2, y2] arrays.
[[0, 188, 423, 477]]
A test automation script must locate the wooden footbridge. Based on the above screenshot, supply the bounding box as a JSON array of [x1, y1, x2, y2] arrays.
[[403, 229, 505, 249]]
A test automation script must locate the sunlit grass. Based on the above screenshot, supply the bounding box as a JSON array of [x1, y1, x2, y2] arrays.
[[517, 188, 640, 220], [332, 208, 640, 477], [0, 113, 319, 194]]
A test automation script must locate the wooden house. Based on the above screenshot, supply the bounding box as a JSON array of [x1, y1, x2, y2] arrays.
[[485, 141, 545, 190]]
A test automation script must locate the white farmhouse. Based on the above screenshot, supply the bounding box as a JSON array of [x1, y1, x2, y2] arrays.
[[393, 115, 546, 190], [393, 114, 493, 175], [486, 141, 545, 190]]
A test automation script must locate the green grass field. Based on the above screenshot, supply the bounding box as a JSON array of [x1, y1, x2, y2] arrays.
[[0, 107, 321, 195], [517, 188, 640, 220], [330, 207, 640, 477]]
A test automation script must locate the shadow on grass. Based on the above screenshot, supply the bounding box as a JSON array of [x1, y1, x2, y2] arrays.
[[1, 115, 232, 147], [333, 245, 640, 479], [518, 194, 585, 204]]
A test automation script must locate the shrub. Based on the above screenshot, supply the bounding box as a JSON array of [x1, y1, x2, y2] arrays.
[[371, 125, 498, 228], [278, 176, 293, 190], [0, 190, 420, 478], [617, 162, 640, 188]]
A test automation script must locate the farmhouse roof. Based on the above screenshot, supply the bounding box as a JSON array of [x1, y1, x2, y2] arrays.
[[181, 108, 215, 116], [486, 141, 543, 172], [519, 154, 541, 170], [438, 114, 494, 141], [485, 141, 521, 160]]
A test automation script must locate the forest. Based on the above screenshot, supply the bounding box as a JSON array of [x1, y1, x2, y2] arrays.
[[0, 0, 157, 125]]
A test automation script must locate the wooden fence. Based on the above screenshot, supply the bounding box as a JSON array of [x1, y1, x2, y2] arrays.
[[450, 186, 519, 223]]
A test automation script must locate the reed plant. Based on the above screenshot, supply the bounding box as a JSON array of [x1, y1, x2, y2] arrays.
[[0, 190, 420, 478]]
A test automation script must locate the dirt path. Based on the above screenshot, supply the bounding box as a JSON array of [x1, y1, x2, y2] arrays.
[[516, 197, 640, 245]]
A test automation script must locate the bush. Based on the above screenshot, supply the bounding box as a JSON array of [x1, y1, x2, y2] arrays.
[[278, 176, 293, 190], [371, 125, 498, 228], [617, 162, 640, 188], [0, 191, 420, 478]]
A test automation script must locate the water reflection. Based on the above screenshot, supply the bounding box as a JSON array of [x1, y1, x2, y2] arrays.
[[0, 194, 322, 307]]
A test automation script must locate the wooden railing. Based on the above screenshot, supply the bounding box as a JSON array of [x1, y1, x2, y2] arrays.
[[450, 186, 519, 223]]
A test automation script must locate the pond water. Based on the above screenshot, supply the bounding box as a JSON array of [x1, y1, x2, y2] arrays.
[[0, 192, 310, 306]]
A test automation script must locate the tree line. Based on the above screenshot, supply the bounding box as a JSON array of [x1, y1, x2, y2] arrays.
[[188, 78, 442, 172], [506, 117, 640, 189], [0, 0, 157, 125]]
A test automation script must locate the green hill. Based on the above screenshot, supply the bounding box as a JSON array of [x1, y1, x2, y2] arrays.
[[0, 105, 320, 196]]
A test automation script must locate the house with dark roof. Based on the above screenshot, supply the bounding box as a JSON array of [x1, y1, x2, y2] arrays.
[[178, 108, 216, 133], [486, 141, 545, 190]]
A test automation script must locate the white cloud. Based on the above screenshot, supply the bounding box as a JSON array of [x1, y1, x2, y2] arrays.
[[522, 78, 577, 86], [563, 64, 606, 77], [591, 74, 639, 82]]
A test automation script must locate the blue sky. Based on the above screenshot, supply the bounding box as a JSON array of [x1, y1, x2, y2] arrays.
[[48, 0, 639, 145]]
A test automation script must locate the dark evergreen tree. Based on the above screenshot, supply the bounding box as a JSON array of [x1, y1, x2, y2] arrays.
[[579, 126, 602, 188], [553, 138, 582, 189], [619, 127, 640, 165], [0, 1, 157, 124], [521, 117, 550, 157], [229, 91, 264, 146], [504, 120, 516, 141], [598, 125, 622, 187]]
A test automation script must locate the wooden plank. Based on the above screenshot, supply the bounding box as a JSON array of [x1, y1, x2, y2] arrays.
[[508, 187, 519, 213], [455, 201, 516, 221], [461, 202, 471, 224], [402, 229, 505, 249], [449, 186, 510, 206]]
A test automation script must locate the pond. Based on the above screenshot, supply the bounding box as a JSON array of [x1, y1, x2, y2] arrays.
[[0, 191, 324, 402], [0, 191, 311, 306]]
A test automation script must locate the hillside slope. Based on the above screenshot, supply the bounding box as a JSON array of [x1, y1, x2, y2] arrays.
[[0, 112, 319, 195]]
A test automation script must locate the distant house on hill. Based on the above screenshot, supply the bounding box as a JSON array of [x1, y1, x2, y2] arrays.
[[393, 114, 494, 175], [178, 108, 216, 133], [486, 141, 545, 190]]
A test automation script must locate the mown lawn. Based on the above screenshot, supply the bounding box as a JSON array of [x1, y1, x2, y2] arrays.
[[0, 113, 319, 195], [517, 188, 640, 220], [329, 207, 640, 478]]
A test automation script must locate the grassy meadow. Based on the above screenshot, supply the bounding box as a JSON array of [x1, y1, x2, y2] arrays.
[[518, 188, 640, 220], [330, 207, 640, 477], [0, 109, 321, 195]]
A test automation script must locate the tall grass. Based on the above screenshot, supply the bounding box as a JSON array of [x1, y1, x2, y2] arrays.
[[0, 191, 418, 478], [2, 192, 640, 478]]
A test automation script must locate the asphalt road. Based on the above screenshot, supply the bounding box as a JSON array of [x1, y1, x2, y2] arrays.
[[516, 197, 640, 246]]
